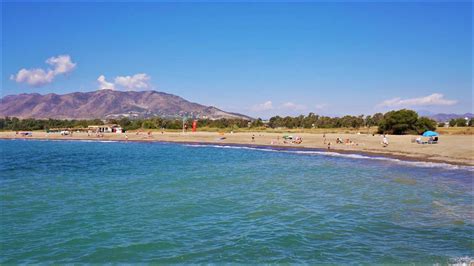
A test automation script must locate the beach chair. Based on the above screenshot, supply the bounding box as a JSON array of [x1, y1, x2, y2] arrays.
[[415, 138, 427, 144], [427, 136, 438, 144]]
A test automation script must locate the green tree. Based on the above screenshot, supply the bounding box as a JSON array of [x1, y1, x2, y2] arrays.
[[378, 109, 420, 135], [372, 113, 384, 126], [250, 118, 264, 128], [450, 118, 467, 127], [142, 120, 156, 129], [303, 113, 318, 128], [414, 117, 437, 134], [449, 119, 456, 127]]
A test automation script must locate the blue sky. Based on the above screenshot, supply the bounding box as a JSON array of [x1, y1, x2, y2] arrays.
[[2, 1, 472, 118]]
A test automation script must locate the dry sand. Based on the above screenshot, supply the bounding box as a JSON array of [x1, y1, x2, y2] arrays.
[[1, 131, 473, 166]]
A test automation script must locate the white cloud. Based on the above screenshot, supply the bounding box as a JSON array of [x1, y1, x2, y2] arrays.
[[114, 73, 151, 90], [10, 55, 76, 87], [97, 73, 152, 91], [10, 68, 55, 87], [46, 55, 76, 75], [250, 101, 312, 113], [251, 101, 273, 111], [281, 102, 307, 111], [378, 93, 457, 108], [97, 75, 115, 90]]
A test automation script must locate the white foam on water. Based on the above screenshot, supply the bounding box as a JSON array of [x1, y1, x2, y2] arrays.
[[10, 138, 120, 144], [56, 139, 119, 143], [448, 256, 473, 266], [184, 144, 474, 172]]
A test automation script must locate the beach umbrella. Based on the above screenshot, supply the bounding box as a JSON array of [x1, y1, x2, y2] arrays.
[[422, 131, 438, 137]]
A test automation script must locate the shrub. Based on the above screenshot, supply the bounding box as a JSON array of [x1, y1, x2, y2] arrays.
[[449, 118, 467, 127], [377, 109, 436, 135], [378, 109, 418, 134], [414, 117, 437, 134]]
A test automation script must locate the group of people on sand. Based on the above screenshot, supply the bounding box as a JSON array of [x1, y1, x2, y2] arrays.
[[280, 136, 302, 144], [15, 131, 33, 137], [269, 135, 303, 145], [86, 130, 104, 138], [414, 136, 437, 144], [334, 137, 358, 146], [323, 135, 358, 149], [134, 130, 155, 138], [321, 133, 389, 150]]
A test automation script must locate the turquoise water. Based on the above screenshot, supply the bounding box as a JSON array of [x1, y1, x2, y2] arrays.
[[1, 139, 472, 263]]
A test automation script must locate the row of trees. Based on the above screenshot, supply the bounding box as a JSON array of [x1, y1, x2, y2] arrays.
[[111, 117, 264, 130], [268, 110, 437, 134], [0, 117, 105, 131], [0, 116, 259, 131], [448, 118, 473, 127], [1, 109, 470, 135], [267, 113, 384, 129]]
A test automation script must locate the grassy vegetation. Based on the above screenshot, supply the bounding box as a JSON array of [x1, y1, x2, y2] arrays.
[[10, 126, 473, 135], [132, 126, 379, 134], [436, 127, 474, 135]]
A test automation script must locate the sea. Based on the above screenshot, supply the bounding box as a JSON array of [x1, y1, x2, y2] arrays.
[[1, 139, 472, 264]]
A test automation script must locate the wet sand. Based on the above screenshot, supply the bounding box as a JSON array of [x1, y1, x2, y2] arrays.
[[1, 131, 473, 166]]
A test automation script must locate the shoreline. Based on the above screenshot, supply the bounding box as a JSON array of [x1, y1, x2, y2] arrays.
[[2, 133, 473, 168]]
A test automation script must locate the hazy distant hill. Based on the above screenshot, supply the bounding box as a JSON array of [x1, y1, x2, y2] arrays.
[[418, 111, 474, 122], [0, 90, 252, 120]]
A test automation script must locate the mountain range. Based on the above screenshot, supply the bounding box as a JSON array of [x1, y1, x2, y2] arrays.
[[429, 113, 473, 122], [417, 110, 473, 122], [0, 90, 252, 120], [1, 90, 471, 121]]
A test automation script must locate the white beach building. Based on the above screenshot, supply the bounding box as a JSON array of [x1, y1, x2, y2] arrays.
[[88, 124, 123, 133]]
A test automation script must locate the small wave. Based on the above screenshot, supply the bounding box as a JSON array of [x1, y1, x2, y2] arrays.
[[184, 144, 474, 172], [53, 139, 120, 143]]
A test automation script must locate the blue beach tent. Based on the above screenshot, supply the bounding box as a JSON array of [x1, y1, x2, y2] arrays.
[[422, 131, 439, 137]]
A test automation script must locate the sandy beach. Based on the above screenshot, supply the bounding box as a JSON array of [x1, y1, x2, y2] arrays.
[[1, 131, 473, 166]]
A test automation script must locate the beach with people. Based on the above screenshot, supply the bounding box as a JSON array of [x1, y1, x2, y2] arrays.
[[2, 0, 473, 264], [1, 130, 472, 166]]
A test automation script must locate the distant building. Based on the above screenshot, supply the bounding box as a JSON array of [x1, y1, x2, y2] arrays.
[[88, 124, 123, 133]]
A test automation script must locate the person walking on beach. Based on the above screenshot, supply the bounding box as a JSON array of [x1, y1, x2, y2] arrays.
[[382, 134, 389, 147], [252, 134, 255, 142]]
